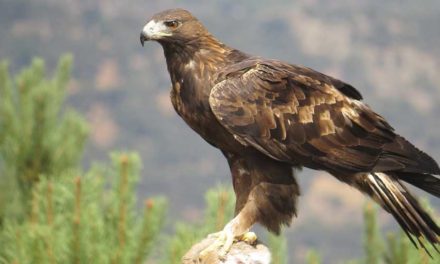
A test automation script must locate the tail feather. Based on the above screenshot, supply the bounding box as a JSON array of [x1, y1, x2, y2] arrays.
[[366, 172, 440, 255]]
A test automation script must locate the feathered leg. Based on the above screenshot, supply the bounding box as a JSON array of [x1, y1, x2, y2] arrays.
[[198, 151, 300, 260]]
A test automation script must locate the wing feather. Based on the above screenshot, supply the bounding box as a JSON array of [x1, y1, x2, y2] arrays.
[[209, 59, 396, 173]]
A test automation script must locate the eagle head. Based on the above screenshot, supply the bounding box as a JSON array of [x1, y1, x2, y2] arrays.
[[140, 8, 208, 46]]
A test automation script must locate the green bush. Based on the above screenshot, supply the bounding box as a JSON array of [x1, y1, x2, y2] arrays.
[[0, 55, 88, 220], [0, 153, 166, 264], [0, 56, 165, 264]]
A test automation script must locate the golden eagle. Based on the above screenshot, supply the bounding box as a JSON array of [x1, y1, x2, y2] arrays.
[[140, 9, 440, 258]]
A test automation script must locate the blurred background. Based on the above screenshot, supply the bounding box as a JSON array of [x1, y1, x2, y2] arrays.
[[0, 0, 439, 263]]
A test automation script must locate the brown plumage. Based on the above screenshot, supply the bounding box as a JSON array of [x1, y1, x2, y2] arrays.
[[141, 8, 440, 257]]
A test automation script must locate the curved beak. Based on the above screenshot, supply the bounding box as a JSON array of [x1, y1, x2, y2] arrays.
[[140, 20, 155, 47], [140, 32, 148, 47], [140, 20, 171, 46]]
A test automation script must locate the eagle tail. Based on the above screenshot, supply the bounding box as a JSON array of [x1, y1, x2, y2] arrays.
[[396, 172, 440, 198], [383, 135, 440, 175], [365, 172, 440, 256]]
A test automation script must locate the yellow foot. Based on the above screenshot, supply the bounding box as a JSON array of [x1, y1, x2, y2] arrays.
[[236, 231, 258, 245]]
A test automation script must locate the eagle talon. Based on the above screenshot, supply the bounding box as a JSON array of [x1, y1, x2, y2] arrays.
[[237, 231, 258, 245], [198, 230, 234, 261], [197, 230, 257, 262]]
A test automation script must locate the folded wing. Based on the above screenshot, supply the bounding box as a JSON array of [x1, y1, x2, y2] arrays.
[[209, 59, 436, 175]]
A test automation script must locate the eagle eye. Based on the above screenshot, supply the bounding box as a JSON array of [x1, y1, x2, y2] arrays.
[[164, 20, 179, 29]]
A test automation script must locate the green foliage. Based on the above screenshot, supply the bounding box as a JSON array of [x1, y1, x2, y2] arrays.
[[363, 203, 384, 264], [268, 232, 288, 264], [162, 186, 236, 264], [298, 203, 438, 264], [362, 202, 438, 264], [385, 232, 410, 264], [203, 187, 236, 232], [0, 55, 88, 220], [0, 152, 166, 264], [306, 250, 321, 264], [0, 57, 166, 264]]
